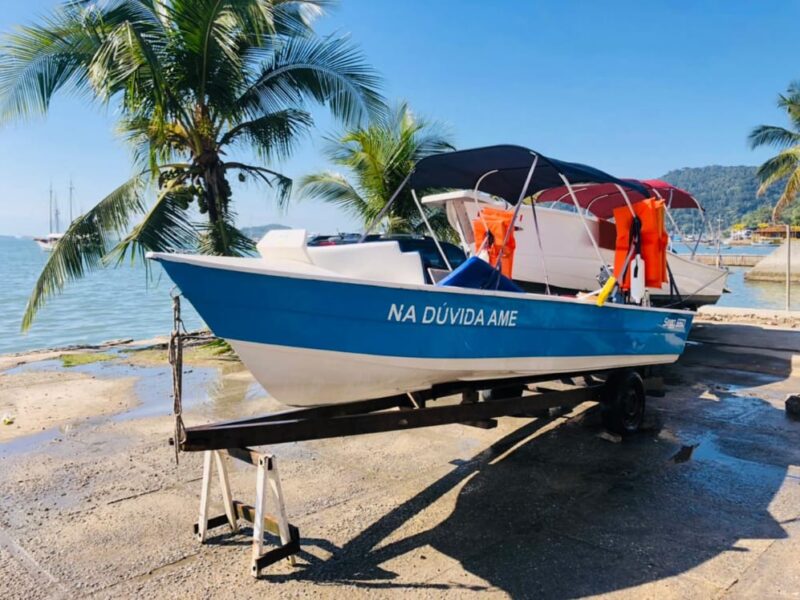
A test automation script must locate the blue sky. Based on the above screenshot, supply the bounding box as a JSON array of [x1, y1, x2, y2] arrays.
[[0, 0, 797, 236]]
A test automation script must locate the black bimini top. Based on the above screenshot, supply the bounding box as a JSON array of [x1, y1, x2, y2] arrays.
[[409, 144, 648, 203]]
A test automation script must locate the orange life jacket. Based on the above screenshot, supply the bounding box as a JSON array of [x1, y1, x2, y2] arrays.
[[613, 199, 668, 290], [473, 206, 516, 278]]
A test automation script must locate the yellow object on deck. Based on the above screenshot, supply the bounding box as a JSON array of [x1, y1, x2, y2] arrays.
[[596, 277, 617, 307]]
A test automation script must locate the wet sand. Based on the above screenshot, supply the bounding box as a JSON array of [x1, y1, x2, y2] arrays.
[[0, 370, 136, 442], [1, 323, 799, 599]]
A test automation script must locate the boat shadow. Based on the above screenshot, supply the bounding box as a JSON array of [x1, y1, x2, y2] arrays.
[[261, 356, 798, 595]]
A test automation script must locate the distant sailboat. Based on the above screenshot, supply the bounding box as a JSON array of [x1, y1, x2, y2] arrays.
[[34, 183, 64, 252]]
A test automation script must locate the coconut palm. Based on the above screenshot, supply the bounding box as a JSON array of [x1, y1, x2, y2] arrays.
[[0, 0, 383, 329], [749, 81, 800, 221], [298, 101, 454, 238]]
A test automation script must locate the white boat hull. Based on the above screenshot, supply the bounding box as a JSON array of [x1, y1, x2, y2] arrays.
[[443, 197, 727, 306], [231, 340, 678, 406]]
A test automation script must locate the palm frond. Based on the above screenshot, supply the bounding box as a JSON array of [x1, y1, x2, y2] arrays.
[[238, 33, 383, 125], [772, 167, 800, 221], [21, 173, 148, 330], [301, 101, 454, 235], [297, 171, 369, 218], [748, 125, 800, 150], [107, 177, 199, 265], [220, 108, 312, 161], [777, 81, 800, 130], [196, 213, 255, 256], [0, 6, 94, 120], [271, 0, 331, 34], [755, 147, 800, 195], [224, 160, 293, 207]]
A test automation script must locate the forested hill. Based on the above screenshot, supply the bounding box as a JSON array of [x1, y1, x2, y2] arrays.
[[660, 165, 783, 228]]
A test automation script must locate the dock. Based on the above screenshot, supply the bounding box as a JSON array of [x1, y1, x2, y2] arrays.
[[1, 323, 799, 598], [683, 253, 762, 267]]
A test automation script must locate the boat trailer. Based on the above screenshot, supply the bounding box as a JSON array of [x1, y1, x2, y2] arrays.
[[167, 296, 664, 577]]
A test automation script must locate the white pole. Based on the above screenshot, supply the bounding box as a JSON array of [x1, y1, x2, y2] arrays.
[[359, 172, 413, 242], [561, 175, 607, 267], [787, 224, 791, 311], [411, 189, 453, 271]]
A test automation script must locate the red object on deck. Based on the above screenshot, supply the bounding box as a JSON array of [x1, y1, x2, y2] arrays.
[[613, 199, 668, 290], [473, 207, 517, 278]]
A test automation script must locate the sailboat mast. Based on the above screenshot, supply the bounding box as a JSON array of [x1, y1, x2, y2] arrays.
[[54, 192, 60, 233], [49, 183, 53, 233], [69, 178, 74, 223]]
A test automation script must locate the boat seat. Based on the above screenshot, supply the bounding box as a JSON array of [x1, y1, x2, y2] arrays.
[[257, 230, 426, 285], [437, 256, 525, 293], [256, 229, 313, 263], [308, 241, 426, 285]]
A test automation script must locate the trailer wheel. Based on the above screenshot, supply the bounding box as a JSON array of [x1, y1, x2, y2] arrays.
[[601, 370, 645, 435]]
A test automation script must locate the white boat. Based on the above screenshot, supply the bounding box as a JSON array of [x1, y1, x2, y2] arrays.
[[423, 179, 728, 308], [151, 145, 694, 407], [34, 183, 70, 252], [33, 182, 65, 252], [33, 232, 63, 252]]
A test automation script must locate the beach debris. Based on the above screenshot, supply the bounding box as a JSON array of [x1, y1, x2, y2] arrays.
[[785, 394, 800, 419], [2, 414, 15, 425], [672, 443, 699, 463], [60, 352, 115, 368], [597, 430, 622, 443]]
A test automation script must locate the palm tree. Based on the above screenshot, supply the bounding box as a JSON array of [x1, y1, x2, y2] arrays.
[[749, 81, 800, 221], [0, 0, 383, 329], [298, 101, 454, 238]]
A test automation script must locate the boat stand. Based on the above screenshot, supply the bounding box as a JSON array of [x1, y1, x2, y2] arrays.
[[194, 447, 300, 578]]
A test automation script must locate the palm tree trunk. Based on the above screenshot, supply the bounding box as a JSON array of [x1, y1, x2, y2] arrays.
[[202, 161, 232, 254]]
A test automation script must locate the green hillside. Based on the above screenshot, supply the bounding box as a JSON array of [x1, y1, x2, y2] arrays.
[[659, 165, 785, 231]]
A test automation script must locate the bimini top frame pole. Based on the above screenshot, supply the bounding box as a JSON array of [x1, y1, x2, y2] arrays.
[[405, 144, 650, 283], [498, 154, 553, 293], [358, 172, 413, 243], [410, 189, 453, 271], [561, 174, 608, 274]]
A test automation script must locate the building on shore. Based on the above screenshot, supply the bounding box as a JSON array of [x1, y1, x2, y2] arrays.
[[752, 225, 800, 244]]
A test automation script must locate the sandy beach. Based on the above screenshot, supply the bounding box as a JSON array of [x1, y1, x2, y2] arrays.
[[0, 313, 798, 599]]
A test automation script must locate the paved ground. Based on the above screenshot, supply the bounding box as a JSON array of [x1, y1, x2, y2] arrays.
[[1, 322, 799, 599]]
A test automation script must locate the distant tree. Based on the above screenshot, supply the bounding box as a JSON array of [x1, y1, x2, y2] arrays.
[[749, 81, 800, 221], [298, 101, 455, 238], [662, 165, 782, 232], [0, 0, 383, 330]]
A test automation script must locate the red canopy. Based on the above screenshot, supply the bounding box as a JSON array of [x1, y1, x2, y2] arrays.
[[534, 178, 700, 219]]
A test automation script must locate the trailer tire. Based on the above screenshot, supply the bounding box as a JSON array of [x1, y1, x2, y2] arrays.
[[601, 370, 645, 435]]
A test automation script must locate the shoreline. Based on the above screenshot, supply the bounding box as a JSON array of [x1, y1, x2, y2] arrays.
[[695, 305, 800, 328], [0, 330, 213, 371]]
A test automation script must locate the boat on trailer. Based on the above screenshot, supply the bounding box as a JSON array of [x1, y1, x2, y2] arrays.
[[150, 145, 694, 407]]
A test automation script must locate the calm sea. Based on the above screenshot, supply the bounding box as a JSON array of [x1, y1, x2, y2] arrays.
[[0, 236, 791, 355], [0, 236, 203, 355]]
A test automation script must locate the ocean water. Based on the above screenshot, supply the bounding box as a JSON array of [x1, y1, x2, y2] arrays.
[[0, 236, 204, 355], [0, 236, 792, 355]]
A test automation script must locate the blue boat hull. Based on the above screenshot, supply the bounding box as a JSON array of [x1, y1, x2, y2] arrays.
[[152, 254, 693, 406]]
